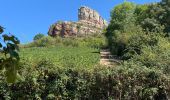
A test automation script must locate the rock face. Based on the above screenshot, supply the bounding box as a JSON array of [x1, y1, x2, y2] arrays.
[[78, 6, 107, 28], [48, 6, 107, 37]]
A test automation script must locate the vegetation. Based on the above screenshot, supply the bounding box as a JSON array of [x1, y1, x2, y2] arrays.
[[33, 33, 45, 41], [23, 35, 107, 48], [0, 26, 20, 83], [0, 0, 170, 99], [105, 0, 170, 99], [0, 62, 169, 99], [20, 46, 100, 69]]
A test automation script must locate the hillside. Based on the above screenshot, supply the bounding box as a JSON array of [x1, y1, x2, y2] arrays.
[[20, 46, 100, 69], [0, 1, 170, 100]]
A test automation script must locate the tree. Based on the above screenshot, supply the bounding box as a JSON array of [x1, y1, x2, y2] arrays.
[[106, 2, 137, 56], [0, 26, 20, 83], [110, 2, 136, 21], [160, 0, 170, 34], [135, 4, 149, 24], [33, 33, 45, 41]]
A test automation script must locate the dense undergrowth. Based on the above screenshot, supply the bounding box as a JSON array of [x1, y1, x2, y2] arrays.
[[0, 60, 169, 99]]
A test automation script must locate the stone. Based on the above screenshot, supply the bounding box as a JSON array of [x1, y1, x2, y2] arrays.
[[48, 6, 107, 37]]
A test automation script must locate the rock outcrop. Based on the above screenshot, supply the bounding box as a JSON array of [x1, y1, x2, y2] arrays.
[[48, 6, 107, 37], [78, 6, 107, 28]]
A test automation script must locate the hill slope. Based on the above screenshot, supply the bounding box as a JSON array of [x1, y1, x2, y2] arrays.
[[20, 46, 100, 70]]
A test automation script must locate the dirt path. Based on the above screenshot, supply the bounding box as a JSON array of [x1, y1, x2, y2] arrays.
[[100, 49, 121, 66]]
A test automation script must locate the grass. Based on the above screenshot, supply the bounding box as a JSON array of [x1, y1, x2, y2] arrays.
[[20, 46, 100, 70]]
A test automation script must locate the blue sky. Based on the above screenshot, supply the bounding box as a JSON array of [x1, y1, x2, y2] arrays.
[[1, 0, 160, 44]]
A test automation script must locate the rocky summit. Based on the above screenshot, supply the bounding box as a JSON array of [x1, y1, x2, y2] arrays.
[[48, 6, 107, 37]]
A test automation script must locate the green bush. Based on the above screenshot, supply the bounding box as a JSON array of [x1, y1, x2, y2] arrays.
[[104, 2, 170, 99], [33, 33, 45, 41], [23, 35, 107, 48], [0, 60, 169, 99], [34, 36, 56, 47]]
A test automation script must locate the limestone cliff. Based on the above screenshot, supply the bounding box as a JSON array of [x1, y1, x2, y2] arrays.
[[48, 6, 107, 37]]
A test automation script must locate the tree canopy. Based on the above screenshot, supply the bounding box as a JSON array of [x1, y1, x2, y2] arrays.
[[33, 33, 45, 41]]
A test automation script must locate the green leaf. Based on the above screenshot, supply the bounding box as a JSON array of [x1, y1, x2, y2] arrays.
[[12, 36, 20, 44], [0, 43, 2, 48], [0, 26, 20, 83], [0, 26, 4, 34], [7, 43, 15, 50], [2, 34, 20, 44], [7, 43, 19, 51], [5, 64, 17, 83], [2, 34, 12, 41], [0, 58, 5, 70], [9, 50, 20, 60]]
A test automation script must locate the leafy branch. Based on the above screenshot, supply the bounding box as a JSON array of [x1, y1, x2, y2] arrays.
[[0, 26, 20, 83]]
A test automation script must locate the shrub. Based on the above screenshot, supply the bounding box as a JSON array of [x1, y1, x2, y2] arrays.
[[22, 35, 107, 48], [0, 61, 169, 99], [33, 33, 45, 41], [34, 36, 56, 47]]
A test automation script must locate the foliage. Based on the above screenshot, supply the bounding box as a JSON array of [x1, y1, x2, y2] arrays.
[[0, 0, 170, 99], [23, 35, 107, 49], [141, 18, 161, 31], [110, 2, 136, 21], [34, 36, 56, 47], [20, 46, 100, 69], [106, 2, 140, 56], [0, 26, 20, 83], [106, 1, 170, 58], [151, 0, 170, 34], [132, 36, 170, 74], [135, 1, 170, 34], [105, 2, 170, 99], [0, 61, 169, 99], [33, 33, 45, 41]]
